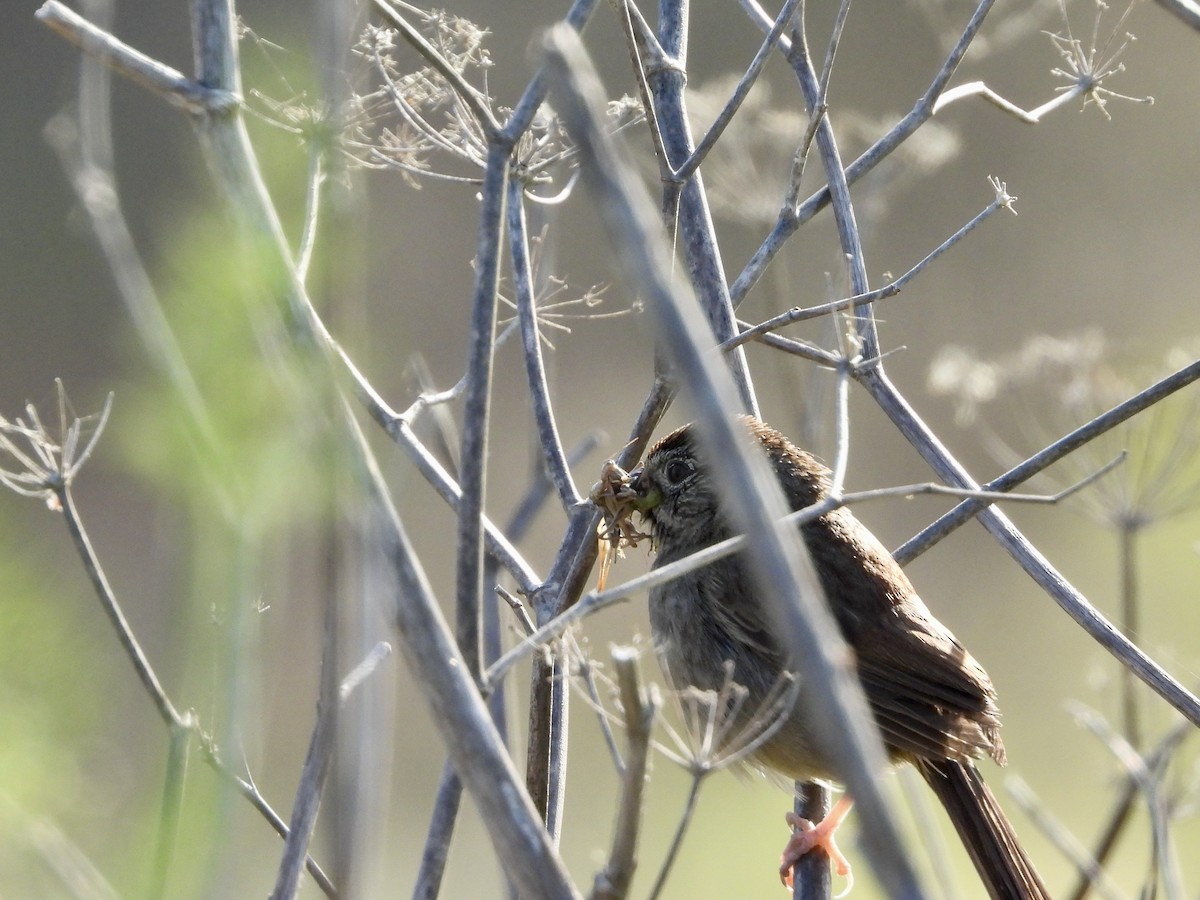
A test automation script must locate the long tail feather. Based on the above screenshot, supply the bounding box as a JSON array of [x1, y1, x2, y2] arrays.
[[916, 759, 1050, 900]]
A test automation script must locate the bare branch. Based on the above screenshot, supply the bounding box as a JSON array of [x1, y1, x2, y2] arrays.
[[895, 356, 1200, 563], [358, 410, 581, 899], [36, 1, 236, 114], [672, 0, 801, 182], [726, 180, 1015, 350], [731, 0, 997, 305], [509, 181, 584, 510], [590, 647, 657, 900], [270, 611, 337, 900]]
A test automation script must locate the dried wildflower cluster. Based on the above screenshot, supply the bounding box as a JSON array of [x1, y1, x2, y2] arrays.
[[929, 330, 1200, 528], [336, 10, 641, 190], [0, 383, 110, 510], [1046, 0, 1152, 119], [344, 14, 495, 185]]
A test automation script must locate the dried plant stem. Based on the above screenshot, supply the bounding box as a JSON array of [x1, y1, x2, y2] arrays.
[[35, 1, 236, 114], [645, 776, 704, 900], [591, 648, 657, 900], [792, 782, 833, 900], [270, 609, 337, 900], [509, 182, 583, 510], [646, 0, 758, 417], [1118, 522, 1142, 750], [412, 764, 463, 900], [1005, 776, 1123, 900], [727, 188, 1013, 350], [358, 410, 580, 898], [150, 722, 189, 900], [672, 0, 801, 182], [1066, 718, 1192, 900], [731, 0, 996, 304], [456, 144, 509, 683], [58, 486, 184, 728], [1153, 0, 1200, 28], [895, 357, 1200, 563]]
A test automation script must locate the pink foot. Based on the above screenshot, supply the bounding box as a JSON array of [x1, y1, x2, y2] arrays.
[[779, 798, 855, 890]]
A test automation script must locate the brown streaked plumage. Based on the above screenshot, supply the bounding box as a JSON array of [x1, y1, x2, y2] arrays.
[[630, 418, 1048, 900]]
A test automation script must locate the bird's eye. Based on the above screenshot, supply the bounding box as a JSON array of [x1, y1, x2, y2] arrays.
[[663, 458, 694, 485]]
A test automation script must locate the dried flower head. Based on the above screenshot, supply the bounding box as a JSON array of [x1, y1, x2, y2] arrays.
[[1046, 0, 1153, 119], [929, 330, 1200, 529], [0, 382, 111, 509]]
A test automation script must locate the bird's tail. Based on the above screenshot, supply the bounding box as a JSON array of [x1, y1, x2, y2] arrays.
[[915, 759, 1050, 900]]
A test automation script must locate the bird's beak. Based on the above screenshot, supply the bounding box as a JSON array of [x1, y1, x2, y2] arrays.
[[629, 468, 662, 512]]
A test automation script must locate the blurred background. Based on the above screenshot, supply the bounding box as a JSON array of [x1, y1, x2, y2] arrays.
[[2, 0, 1199, 897]]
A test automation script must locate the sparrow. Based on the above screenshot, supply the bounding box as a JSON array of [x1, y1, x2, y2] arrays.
[[628, 417, 1049, 899]]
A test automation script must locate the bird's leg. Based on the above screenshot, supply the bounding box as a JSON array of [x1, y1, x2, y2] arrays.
[[780, 795, 855, 887]]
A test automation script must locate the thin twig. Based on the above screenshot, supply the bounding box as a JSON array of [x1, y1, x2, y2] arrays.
[[36, 1, 236, 114], [898, 768, 958, 900], [1153, 0, 1200, 28], [645, 777, 704, 900], [726, 183, 1015, 350], [45, 51, 220, 467], [591, 648, 657, 900], [35, 453, 334, 895], [270, 599, 338, 900], [572, 647, 626, 773], [497, 585, 538, 637], [1067, 704, 1187, 900], [1005, 776, 1124, 900], [860, 367, 1200, 728], [296, 147, 324, 282], [609, 0, 671, 172], [508, 181, 584, 510], [792, 782, 833, 900], [894, 357, 1200, 564], [59, 486, 186, 729], [393, 419, 541, 594], [339, 642, 393, 702], [730, 0, 997, 305], [829, 359, 851, 497], [355, 411, 581, 899], [455, 143, 510, 684], [412, 764, 463, 900], [932, 78, 1089, 119], [672, 0, 801, 182], [1066, 717, 1192, 900], [150, 723, 189, 900], [787, 4, 874, 351], [815, 0, 853, 109], [503, 0, 601, 141], [646, 0, 759, 417]]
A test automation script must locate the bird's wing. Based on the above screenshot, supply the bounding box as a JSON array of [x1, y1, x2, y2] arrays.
[[855, 612, 1005, 765]]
